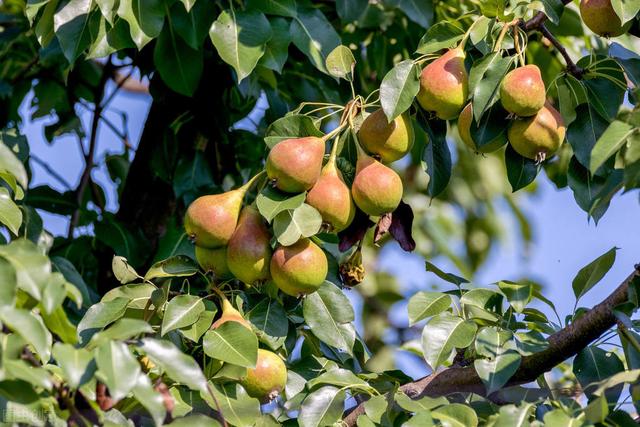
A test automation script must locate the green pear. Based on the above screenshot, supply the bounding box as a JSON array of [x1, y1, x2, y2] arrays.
[[240, 349, 287, 403], [508, 103, 566, 162], [226, 206, 272, 285], [580, 0, 630, 37], [195, 246, 232, 280], [351, 145, 403, 216], [500, 65, 546, 117], [270, 238, 328, 296], [266, 137, 325, 193], [417, 47, 469, 120], [358, 109, 415, 163]]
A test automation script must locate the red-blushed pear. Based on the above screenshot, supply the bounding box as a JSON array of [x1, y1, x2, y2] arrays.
[[266, 136, 325, 193], [270, 238, 328, 296], [500, 65, 546, 117], [580, 0, 630, 37], [211, 298, 251, 330], [351, 143, 403, 217], [508, 103, 566, 162], [240, 349, 287, 403], [358, 109, 415, 163], [417, 47, 469, 120], [457, 103, 507, 153], [306, 139, 355, 232], [226, 206, 272, 285], [195, 246, 232, 280], [184, 173, 263, 248]]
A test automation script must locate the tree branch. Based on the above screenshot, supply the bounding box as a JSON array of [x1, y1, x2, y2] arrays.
[[343, 265, 640, 426]]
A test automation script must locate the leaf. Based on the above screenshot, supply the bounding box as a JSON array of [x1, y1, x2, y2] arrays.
[[395, 391, 447, 412], [389, 200, 416, 252], [0, 307, 52, 362], [537, 0, 564, 24], [418, 115, 452, 198], [162, 295, 205, 336], [53, 0, 99, 62], [567, 104, 614, 170], [497, 281, 532, 313], [407, 292, 451, 325], [77, 297, 130, 344], [203, 321, 258, 367], [397, 0, 434, 28], [473, 328, 521, 394], [505, 144, 540, 192], [138, 338, 209, 394], [470, 53, 513, 122], [590, 120, 634, 174], [95, 340, 141, 401], [0, 188, 22, 235], [299, 385, 345, 427], [116, 0, 164, 49], [432, 403, 478, 427], [325, 45, 355, 80], [181, 300, 217, 342], [573, 346, 625, 403], [572, 247, 617, 300], [416, 21, 465, 54], [0, 133, 28, 189], [88, 318, 153, 349], [307, 368, 368, 389], [132, 374, 167, 427], [41, 306, 79, 345], [52, 343, 94, 389], [246, 0, 297, 17], [209, 383, 261, 427], [53, 256, 95, 307], [0, 257, 17, 307], [492, 403, 535, 427], [567, 157, 623, 222], [102, 283, 157, 309], [380, 60, 420, 122], [273, 203, 323, 246], [0, 239, 51, 301], [421, 312, 477, 369], [425, 261, 469, 286], [259, 17, 291, 73], [303, 282, 355, 354], [171, 0, 215, 50], [611, 0, 640, 24], [146, 255, 198, 281], [155, 23, 204, 96], [246, 298, 288, 350], [264, 114, 324, 148], [209, 9, 272, 82], [290, 8, 341, 74]]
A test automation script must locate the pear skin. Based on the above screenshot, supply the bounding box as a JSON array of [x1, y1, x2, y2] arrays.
[[211, 298, 251, 329], [227, 206, 272, 285], [266, 137, 325, 193], [500, 65, 546, 117], [270, 238, 328, 296], [580, 0, 630, 37], [457, 103, 507, 153], [240, 349, 287, 403], [195, 246, 232, 280], [351, 149, 403, 217], [508, 103, 566, 162], [358, 109, 415, 163], [417, 48, 469, 120], [306, 159, 355, 232]]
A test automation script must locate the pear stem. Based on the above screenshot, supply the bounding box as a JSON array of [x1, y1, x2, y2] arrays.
[[493, 19, 520, 52], [513, 27, 526, 67], [209, 284, 227, 301], [238, 170, 267, 195], [321, 121, 349, 143]]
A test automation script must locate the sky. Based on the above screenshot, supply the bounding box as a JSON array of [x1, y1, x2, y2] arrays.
[[21, 78, 640, 379]]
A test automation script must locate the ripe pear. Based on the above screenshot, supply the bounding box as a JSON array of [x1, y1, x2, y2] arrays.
[[270, 239, 328, 297], [195, 246, 232, 280], [351, 145, 403, 216], [580, 0, 630, 37], [240, 349, 287, 403], [358, 109, 415, 163], [500, 65, 546, 117], [306, 147, 355, 232], [457, 103, 507, 153], [417, 47, 469, 120], [184, 179, 255, 248], [211, 298, 251, 329], [266, 137, 325, 193], [508, 103, 566, 162], [226, 206, 272, 285]]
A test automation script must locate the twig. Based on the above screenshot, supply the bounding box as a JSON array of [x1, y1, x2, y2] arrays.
[[538, 24, 585, 78], [30, 154, 72, 190]]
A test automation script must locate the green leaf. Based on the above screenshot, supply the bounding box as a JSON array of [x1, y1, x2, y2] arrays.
[[41, 306, 79, 345], [407, 291, 451, 325], [116, 0, 165, 49], [246, 298, 288, 350], [146, 255, 198, 281], [0, 133, 28, 189], [0, 239, 51, 301], [0, 307, 52, 362], [246, 0, 297, 17], [380, 59, 420, 122], [155, 23, 204, 96], [256, 187, 307, 222], [0, 257, 16, 307], [52, 343, 95, 389], [403, 412, 435, 427], [418, 116, 452, 198], [203, 321, 258, 367], [138, 338, 209, 394], [171, 0, 215, 50], [53, 0, 100, 62], [3, 359, 53, 390], [209, 9, 272, 82], [497, 281, 532, 313], [474, 328, 521, 394], [264, 114, 324, 148], [259, 17, 291, 73], [416, 21, 465, 54], [53, 256, 95, 307], [290, 8, 341, 74], [537, 0, 564, 24], [0, 188, 21, 236], [474, 327, 514, 358], [77, 297, 130, 344], [425, 261, 469, 285], [572, 247, 617, 300], [208, 383, 261, 427], [303, 282, 355, 354], [421, 312, 477, 369], [41, 272, 67, 314], [299, 385, 345, 427], [566, 99, 616, 170], [394, 391, 447, 412], [102, 283, 157, 309], [161, 295, 205, 336], [574, 346, 625, 402], [505, 144, 540, 192], [95, 340, 141, 401], [132, 374, 167, 426], [168, 415, 223, 427], [590, 120, 634, 174], [492, 403, 534, 427], [181, 300, 217, 342], [307, 368, 368, 389], [567, 157, 622, 223], [611, 0, 640, 24], [325, 45, 355, 80], [470, 53, 513, 122], [431, 403, 478, 427], [88, 318, 153, 349], [397, 0, 434, 28], [273, 203, 323, 246]]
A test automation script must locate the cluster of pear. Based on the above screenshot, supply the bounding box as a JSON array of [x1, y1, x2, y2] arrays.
[[580, 0, 631, 37], [417, 46, 565, 162]]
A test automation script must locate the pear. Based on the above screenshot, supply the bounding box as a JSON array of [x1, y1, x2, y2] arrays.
[[457, 103, 507, 153], [240, 349, 287, 403], [270, 238, 328, 296], [417, 47, 469, 120], [500, 65, 546, 117], [358, 109, 415, 163], [266, 136, 325, 193], [226, 206, 272, 285], [195, 246, 232, 280], [351, 144, 403, 216], [508, 103, 566, 162], [580, 0, 630, 37], [306, 142, 356, 232], [211, 298, 251, 329]]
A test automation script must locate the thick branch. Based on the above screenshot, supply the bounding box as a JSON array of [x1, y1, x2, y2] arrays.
[[343, 265, 640, 426]]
